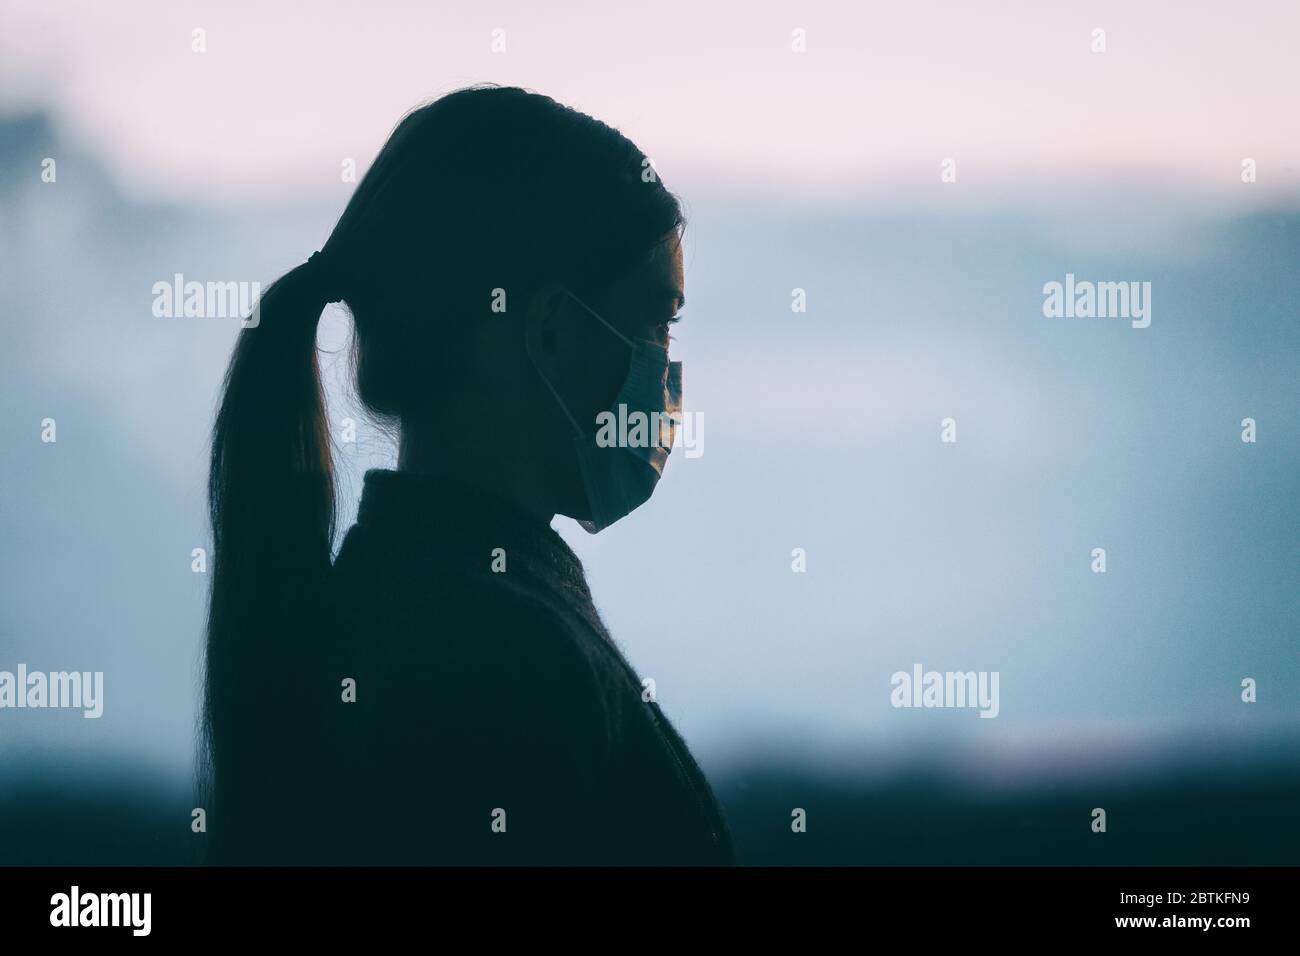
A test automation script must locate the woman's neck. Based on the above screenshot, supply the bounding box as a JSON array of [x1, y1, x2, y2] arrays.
[[396, 418, 557, 525]]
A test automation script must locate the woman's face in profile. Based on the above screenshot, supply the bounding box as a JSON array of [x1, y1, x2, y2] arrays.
[[549, 233, 685, 420], [530, 233, 685, 521]]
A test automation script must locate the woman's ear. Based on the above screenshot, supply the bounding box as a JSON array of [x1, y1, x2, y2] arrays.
[[524, 281, 570, 374]]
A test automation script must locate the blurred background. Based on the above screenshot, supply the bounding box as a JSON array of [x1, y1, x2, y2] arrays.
[[1, 0, 1296, 865]]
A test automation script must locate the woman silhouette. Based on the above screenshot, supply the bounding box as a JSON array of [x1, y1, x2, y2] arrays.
[[201, 85, 735, 865]]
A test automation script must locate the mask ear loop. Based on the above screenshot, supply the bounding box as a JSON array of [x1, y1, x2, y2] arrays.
[[559, 284, 634, 348], [530, 352, 585, 438], [533, 285, 634, 437]]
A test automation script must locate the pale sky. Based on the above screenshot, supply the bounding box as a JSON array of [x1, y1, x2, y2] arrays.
[[2, 0, 1298, 202]]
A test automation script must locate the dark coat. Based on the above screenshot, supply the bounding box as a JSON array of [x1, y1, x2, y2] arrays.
[[321, 468, 736, 865]]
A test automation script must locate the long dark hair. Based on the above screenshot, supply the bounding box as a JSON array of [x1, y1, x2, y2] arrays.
[[201, 85, 684, 862]]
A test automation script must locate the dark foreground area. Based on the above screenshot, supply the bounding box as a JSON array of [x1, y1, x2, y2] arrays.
[[3, 739, 1296, 866]]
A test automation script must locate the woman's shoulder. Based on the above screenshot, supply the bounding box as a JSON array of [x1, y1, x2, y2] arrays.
[[338, 570, 628, 735], [335, 528, 612, 668], [327, 519, 649, 745]]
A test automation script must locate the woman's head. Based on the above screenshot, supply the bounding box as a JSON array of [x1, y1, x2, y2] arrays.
[[332, 85, 684, 517], [202, 86, 684, 858]]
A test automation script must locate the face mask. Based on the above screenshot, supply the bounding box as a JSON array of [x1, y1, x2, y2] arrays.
[[530, 286, 683, 534]]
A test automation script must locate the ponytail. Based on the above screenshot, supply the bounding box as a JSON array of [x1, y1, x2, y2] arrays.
[[201, 254, 340, 863]]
